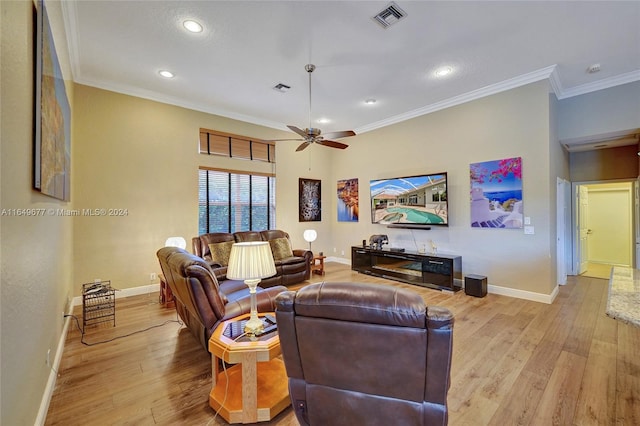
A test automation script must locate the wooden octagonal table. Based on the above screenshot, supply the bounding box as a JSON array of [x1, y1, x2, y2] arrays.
[[208, 312, 290, 424]]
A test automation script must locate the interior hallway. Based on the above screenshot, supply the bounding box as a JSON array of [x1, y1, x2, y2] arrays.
[[581, 261, 614, 280]]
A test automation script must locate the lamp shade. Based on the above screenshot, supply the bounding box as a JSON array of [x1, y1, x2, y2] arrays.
[[226, 242, 276, 281], [165, 236, 186, 249], [303, 229, 318, 243]]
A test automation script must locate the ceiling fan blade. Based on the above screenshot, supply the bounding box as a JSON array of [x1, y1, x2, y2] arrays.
[[287, 125, 309, 138], [317, 139, 349, 149], [321, 130, 356, 140], [296, 141, 312, 151]]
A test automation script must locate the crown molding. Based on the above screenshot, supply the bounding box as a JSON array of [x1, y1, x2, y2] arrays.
[[554, 69, 640, 100], [61, 0, 80, 81], [355, 65, 558, 134], [74, 76, 289, 131]]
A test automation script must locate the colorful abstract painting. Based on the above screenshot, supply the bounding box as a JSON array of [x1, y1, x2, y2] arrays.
[[470, 157, 523, 228], [337, 178, 359, 222]]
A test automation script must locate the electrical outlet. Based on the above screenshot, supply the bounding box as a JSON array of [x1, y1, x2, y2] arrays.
[[333, 247, 337, 253], [150, 272, 157, 281], [341, 250, 345, 256]]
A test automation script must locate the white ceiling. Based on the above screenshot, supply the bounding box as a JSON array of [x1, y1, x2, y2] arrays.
[[62, 1, 640, 136]]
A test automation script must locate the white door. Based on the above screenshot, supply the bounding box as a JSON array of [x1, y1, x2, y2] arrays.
[[578, 185, 590, 274], [557, 178, 568, 285]]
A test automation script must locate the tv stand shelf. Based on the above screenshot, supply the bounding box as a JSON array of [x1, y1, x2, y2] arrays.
[[351, 246, 462, 292]]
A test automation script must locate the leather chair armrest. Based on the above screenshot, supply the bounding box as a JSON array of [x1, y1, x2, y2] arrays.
[[292, 248, 312, 260], [192, 237, 203, 257]]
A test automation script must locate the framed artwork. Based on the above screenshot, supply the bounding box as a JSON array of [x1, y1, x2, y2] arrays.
[[470, 157, 523, 228], [34, 0, 71, 201], [299, 178, 321, 222], [337, 178, 359, 222]]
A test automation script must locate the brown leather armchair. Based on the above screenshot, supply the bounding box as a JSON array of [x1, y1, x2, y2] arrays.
[[275, 282, 454, 426], [157, 247, 287, 350]]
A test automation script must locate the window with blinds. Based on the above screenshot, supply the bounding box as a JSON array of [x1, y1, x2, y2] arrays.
[[198, 169, 276, 234], [199, 129, 276, 163]]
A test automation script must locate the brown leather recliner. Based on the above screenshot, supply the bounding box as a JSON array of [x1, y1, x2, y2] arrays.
[[275, 282, 454, 426], [157, 247, 287, 350]]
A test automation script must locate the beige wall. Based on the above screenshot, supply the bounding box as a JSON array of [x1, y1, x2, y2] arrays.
[[278, 81, 557, 296], [72, 85, 289, 291], [1, 1, 74, 424]]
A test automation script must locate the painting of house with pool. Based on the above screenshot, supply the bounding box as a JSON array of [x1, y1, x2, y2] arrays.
[[370, 173, 448, 226], [470, 157, 523, 229]]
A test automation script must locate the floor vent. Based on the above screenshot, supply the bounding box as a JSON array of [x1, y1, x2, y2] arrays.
[[373, 2, 407, 29]]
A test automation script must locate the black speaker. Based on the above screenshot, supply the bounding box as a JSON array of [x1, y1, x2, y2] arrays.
[[465, 274, 487, 297]]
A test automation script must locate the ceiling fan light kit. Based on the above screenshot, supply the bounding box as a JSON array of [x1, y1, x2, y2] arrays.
[[269, 64, 356, 152]]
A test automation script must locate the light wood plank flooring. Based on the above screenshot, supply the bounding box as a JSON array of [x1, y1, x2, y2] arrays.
[[46, 263, 640, 425]]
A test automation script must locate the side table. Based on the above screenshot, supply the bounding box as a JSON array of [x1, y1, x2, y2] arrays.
[[311, 255, 326, 276], [208, 313, 290, 424]]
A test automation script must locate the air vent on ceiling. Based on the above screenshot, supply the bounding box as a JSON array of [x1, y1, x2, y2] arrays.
[[273, 83, 291, 93], [373, 2, 407, 28]]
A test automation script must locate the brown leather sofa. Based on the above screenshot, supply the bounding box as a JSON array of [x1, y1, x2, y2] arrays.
[[275, 282, 454, 426], [192, 230, 313, 287], [157, 246, 287, 350]]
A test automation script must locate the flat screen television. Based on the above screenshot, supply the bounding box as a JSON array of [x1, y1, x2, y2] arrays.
[[370, 172, 448, 228]]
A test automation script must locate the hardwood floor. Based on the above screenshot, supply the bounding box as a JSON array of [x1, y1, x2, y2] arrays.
[[45, 263, 640, 425]]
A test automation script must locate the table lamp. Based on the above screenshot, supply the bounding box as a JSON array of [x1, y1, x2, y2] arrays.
[[303, 229, 317, 252], [164, 236, 186, 249], [226, 241, 276, 335]]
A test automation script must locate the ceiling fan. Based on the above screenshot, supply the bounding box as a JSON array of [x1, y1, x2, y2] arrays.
[[270, 64, 356, 152]]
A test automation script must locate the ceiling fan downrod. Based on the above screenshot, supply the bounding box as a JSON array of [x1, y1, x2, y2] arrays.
[[306, 64, 315, 133]]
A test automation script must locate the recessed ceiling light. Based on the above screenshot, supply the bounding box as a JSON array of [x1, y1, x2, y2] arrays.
[[365, 99, 377, 105], [183, 20, 203, 33], [434, 66, 453, 77], [159, 70, 174, 78], [317, 118, 330, 124]]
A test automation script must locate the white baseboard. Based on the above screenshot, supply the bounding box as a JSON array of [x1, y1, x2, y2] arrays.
[[487, 283, 559, 304], [325, 258, 558, 304], [35, 303, 74, 426], [327, 256, 350, 265], [72, 283, 160, 306]]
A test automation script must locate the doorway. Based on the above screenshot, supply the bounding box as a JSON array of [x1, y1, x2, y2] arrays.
[[572, 180, 635, 279]]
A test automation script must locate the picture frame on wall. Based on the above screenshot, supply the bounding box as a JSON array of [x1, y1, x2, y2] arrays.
[[299, 178, 321, 222], [34, 0, 71, 201], [470, 156, 523, 228], [337, 178, 359, 222]]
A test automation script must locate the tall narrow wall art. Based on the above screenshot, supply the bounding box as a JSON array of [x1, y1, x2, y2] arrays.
[[299, 178, 321, 222], [337, 178, 359, 222]]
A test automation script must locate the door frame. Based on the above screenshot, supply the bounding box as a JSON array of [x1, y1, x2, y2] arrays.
[[571, 178, 637, 275]]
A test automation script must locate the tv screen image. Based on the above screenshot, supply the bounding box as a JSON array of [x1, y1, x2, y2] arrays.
[[370, 173, 448, 227]]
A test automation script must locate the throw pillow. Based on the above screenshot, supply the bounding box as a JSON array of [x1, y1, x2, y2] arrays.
[[208, 241, 234, 266], [270, 237, 294, 261]]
